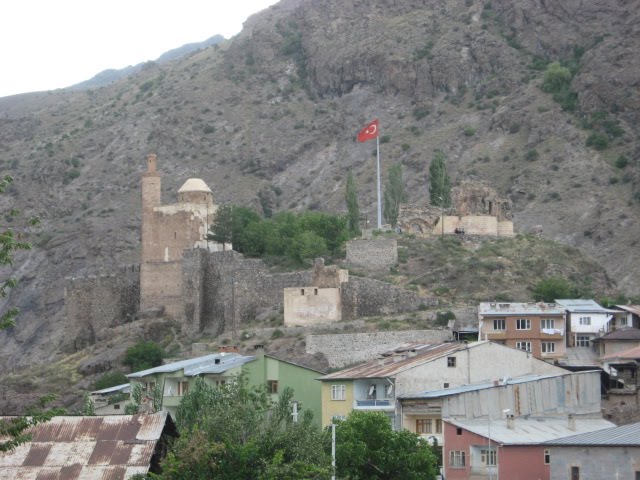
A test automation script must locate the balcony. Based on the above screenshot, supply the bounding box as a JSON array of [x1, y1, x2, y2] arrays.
[[354, 398, 394, 410]]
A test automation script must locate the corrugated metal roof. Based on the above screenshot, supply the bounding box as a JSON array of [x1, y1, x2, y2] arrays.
[[614, 304, 640, 316], [90, 384, 130, 395], [399, 371, 596, 400], [127, 352, 255, 378], [0, 413, 171, 480], [446, 417, 615, 445], [601, 344, 640, 361], [544, 421, 640, 446], [555, 299, 618, 313], [319, 342, 463, 380], [479, 302, 564, 315]]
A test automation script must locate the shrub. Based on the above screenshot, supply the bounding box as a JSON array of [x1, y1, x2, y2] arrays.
[[380, 134, 391, 144], [615, 155, 629, 169], [525, 149, 539, 161], [401, 143, 410, 151], [92, 371, 128, 391], [203, 125, 215, 134], [463, 127, 476, 137], [541, 63, 572, 93], [532, 277, 578, 302], [435, 310, 456, 326], [586, 132, 609, 150], [271, 329, 284, 339], [413, 107, 430, 120], [124, 341, 165, 372]]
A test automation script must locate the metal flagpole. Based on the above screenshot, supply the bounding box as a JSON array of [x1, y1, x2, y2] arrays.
[[376, 133, 382, 229]]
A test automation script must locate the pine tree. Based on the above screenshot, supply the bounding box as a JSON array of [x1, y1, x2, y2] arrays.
[[429, 150, 452, 207], [345, 171, 361, 236], [383, 163, 407, 227], [208, 204, 233, 250]]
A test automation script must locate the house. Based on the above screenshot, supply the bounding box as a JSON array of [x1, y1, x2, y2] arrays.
[[318, 341, 566, 427], [478, 302, 566, 360], [592, 327, 640, 357], [0, 412, 177, 480], [127, 351, 255, 416], [242, 345, 325, 427], [555, 299, 619, 347], [611, 305, 640, 329], [544, 421, 640, 480], [600, 344, 640, 393], [399, 370, 602, 449], [89, 383, 130, 415], [443, 415, 614, 480]]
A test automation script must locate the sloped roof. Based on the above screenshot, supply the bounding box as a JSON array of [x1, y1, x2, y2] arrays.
[[127, 353, 255, 379], [544, 421, 640, 446], [90, 383, 130, 395], [319, 342, 462, 380], [601, 344, 640, 361], [614, 305, 640, 316], [0, 412, 173, 480], [479, 302, 564, 316], [555, 299, 618, 314], [177, 178, 212, 193], [446, 417, 615, 445], [597, 327, 640, 341]]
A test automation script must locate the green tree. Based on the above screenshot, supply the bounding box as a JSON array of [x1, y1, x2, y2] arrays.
[[334, 411, 438, 480], [532, 276, 579, 302], [0, 395, 65, 453], [429, 150, 452, 208], [345, 172, 361, 237], [541, 63, 572, 93], [383, 163, 407, 227], [209, 204, 234, 250], [92, 371, 128, 390], [123, 341, 165, 372]]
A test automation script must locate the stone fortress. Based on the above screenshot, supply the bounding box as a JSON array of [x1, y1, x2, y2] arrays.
[[64, 155, 436, 350]]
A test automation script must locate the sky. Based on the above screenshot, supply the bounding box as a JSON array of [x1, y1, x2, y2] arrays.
[[0, 0, 279, 98]]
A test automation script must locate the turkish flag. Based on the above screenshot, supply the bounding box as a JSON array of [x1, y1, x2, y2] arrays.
[[357, 119, 380, 142]]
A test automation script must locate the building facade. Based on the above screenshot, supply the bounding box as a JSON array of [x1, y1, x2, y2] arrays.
[[555, 299, 619, 348]]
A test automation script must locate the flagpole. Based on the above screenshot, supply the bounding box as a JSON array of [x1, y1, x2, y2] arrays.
[[376, 133, 382, 229]]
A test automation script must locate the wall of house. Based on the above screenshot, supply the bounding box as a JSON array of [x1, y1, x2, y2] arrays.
[[500, 446, 549, 480], [305, 330, 453, 368], [345, 238, 397, 270], [549, 446, 640, 480], [601, 340, 640, 356], [443, 421, 486, 480], [321, 380, 354, 426], [568, 313, 611, 336], [284, 287, 342, 326], [65, 266, 140, 351]]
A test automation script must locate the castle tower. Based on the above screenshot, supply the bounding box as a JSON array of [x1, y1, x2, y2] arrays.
[[177, 178, 214, 208], [141, 153, 161, 264]]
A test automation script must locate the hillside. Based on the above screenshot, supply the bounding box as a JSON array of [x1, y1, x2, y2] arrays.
[[0, 0, 639, 406]]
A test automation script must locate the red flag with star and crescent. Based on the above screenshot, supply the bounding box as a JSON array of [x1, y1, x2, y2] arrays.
[[357, 119, 380, 142]]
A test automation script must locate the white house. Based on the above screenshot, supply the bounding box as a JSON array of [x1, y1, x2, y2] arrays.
[[555, 299, 619, 347]]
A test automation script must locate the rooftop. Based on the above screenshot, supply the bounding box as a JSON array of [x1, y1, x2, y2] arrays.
[[446, 417, 615, 445], [544, 421, 640, 446], [177, 178, 212, 193], [614, 305, 640, 316], [319, 342, 464, 380], [595, 327, 640, 341], [127, 352, 255, 379], [478, 302, 564, 316], [90, 383, 130, 395], [555, 299, 618, 314]]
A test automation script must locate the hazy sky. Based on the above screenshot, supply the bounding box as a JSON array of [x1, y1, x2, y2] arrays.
[[0, 0, 279, 98]]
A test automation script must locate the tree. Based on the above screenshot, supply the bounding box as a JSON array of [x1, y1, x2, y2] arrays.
[[208, 204, 234, 250], [383, 163, 407, 227], [345, 171, 361, 237], [123, 341, 165, 372], [334, 411, 438, 480], [532, 276, 579, 302], [429, 150, 451, 208]]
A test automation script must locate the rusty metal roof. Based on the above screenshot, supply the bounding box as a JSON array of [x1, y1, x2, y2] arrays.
[[0, 412, 171, 480], [614, 305, 640, 316], [319, 342, 462, 380]]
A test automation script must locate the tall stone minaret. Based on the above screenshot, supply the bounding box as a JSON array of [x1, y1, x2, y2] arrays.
[[141, 153, 161, 264]]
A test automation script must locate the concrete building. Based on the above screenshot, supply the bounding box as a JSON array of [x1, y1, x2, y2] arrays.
[[593, 327, 640, 357], [478, 302, 566, 361], [89, 383, 130, 415], [544, 422, 640, 480], [443, 416, 615, 480], [555, 299, 619, 348], [612, 305, 640, 329], [399, 370, 601, 448], [601, 344, 640, 393], [318, 341, 566, 427]]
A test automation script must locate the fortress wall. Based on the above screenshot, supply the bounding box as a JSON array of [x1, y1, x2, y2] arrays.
[[497, 221, 514, 237], [306, 330, 454, 368], [140, 261, 183, 318], [284, 287, 342, 326], [345, 238, 397, 270]]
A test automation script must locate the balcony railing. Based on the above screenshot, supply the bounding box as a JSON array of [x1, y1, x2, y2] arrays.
[[354, 399, 394, 409]]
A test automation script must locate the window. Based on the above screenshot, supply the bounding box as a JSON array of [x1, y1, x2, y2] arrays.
[[384, 384, 394, 398], [145, 382, 156, 392], [576, 335, 590, 347], [621, 317, 628, 326], [571, 466, 580, 480], [416, 419, 432, 434], [456, 427, 462, 435], [178, 381, 189, 396], [493, 319, 505, 330], [450, 451, 466, 468], [267, 380, 278, 394], [447, 357, 457, 367], [542, 342, 555, 354], [436, 419, 442, 433], [516, 341, 532, 352], [444, 383, 450, 389], [114, 404, 120, 410], [314, 288, 318, 295], [516, 318, 531, 330], [579, 316, 591, 325], [480, 448, 496, 466], [544, 449, 550, 465], [367, 384, 377, 399], [541, 318, 555, 329], [300, 289, 305, 295], [331, 384, 346, 401]]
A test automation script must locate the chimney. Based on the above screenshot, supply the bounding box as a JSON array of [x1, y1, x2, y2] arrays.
[[253, 344, 265, 358], [146, 153, 157, 172], [506, 414, 515, 430], [568, 414, 576, 431]]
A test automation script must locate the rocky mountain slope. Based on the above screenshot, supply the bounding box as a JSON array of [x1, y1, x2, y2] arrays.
[[0, 0, 639, 388]]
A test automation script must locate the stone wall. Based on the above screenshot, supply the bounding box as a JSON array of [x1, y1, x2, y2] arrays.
[[65, 265, 140, 351], [345, 238, 397, 271], [432, 215, 514, 237], [306, 330, 453, 368], [284, 287, 342, 326], [140, 261, 183, 318]]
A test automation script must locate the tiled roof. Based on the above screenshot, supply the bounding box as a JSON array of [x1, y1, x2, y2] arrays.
[[478, 302, 564, 315], [544, 421, 640, 446], [127, 352, 255, 379], [0, 413, 173, 480], [319, 342, 462, 380]]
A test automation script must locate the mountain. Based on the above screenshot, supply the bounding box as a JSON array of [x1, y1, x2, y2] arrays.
[[67, 34, 225, 91], [0, 0, 639, 403]]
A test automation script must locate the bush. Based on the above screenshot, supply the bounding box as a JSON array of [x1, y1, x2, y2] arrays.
[[124, 341, 165, 372], [525, 149, 539, 161], [380, 135, 391, 144], [271, 329, 284, 339], [541, 63, 572, 93], [92, 371, 128, 391], [532, 277, 578, 302], [463, 127, 476, 136], [615, 155, 629, 169], [435, 310, 456, 326], [586, 132, 609, 150]]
